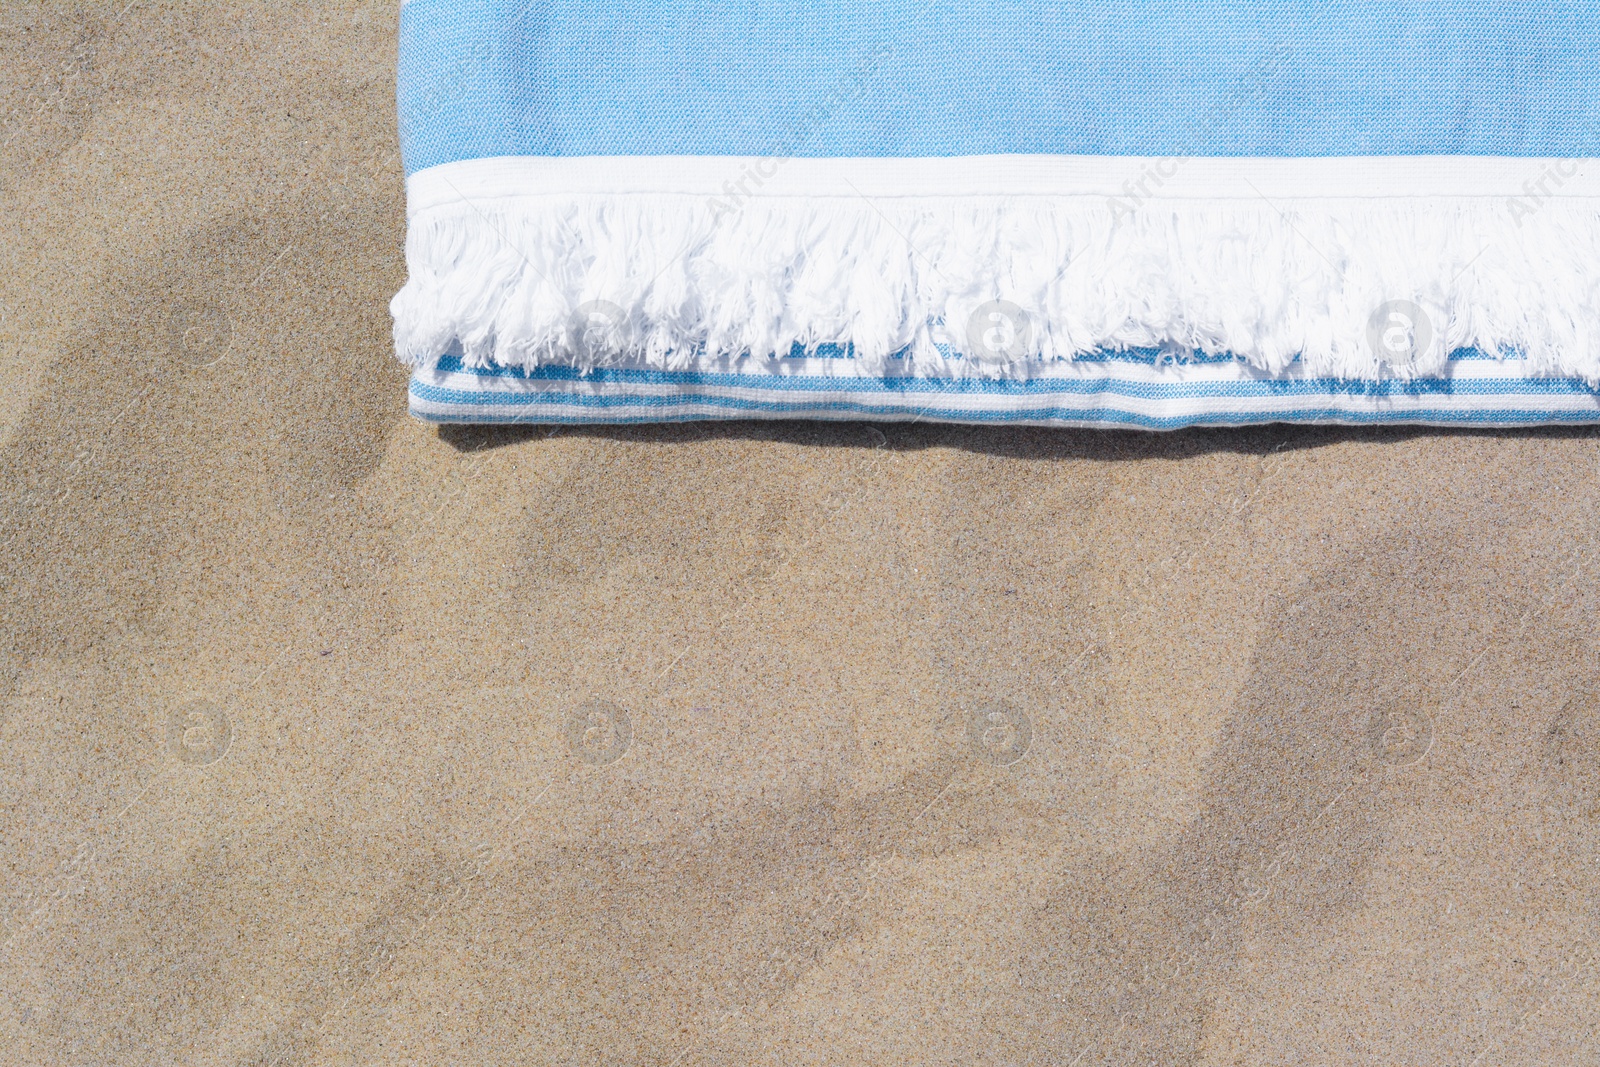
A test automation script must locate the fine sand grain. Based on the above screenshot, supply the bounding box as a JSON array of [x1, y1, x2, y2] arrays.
[[2, 3, 1598, 1064]]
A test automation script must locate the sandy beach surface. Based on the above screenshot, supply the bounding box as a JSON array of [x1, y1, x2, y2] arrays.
[[3, 3, 1598, 1064]]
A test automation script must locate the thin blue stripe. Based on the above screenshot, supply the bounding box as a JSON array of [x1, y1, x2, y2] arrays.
[[435, 345, 1280, 376], [409, 378, 1600, 428], [411, 394, 1600, 431], [417, 365, 1600, 403]]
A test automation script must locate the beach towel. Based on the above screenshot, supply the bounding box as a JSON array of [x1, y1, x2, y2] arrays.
[[391, 1, 1600, 428]]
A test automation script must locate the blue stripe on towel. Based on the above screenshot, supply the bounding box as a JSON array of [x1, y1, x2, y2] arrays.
[[410, 388, 1600, 430], [408, 351, 1600, 430], [399, 0, 1600, 173], [427, 353, 1600, 400]]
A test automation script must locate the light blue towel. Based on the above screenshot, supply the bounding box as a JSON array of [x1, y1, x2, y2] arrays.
[[392, 1, 1600, 428]]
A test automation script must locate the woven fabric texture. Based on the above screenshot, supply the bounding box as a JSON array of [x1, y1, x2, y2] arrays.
[[399, 0, 1600, 173]]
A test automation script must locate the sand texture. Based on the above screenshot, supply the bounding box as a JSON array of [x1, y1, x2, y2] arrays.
[[2, 3, 1599, 1064]]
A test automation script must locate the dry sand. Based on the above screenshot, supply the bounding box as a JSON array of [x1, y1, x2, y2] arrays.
[[2, 3, 1598, 1064]]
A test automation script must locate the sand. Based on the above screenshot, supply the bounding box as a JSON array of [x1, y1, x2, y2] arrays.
[[2, 3, 1598, 1064]]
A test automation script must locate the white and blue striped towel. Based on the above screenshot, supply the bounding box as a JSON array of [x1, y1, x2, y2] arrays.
[[392, 2, 1600, 429]]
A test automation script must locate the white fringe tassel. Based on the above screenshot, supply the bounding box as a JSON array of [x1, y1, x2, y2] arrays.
[[391, 194, 1600, 382]]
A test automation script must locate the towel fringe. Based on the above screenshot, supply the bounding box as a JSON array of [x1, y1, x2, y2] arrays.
[[390, 193, 1600, 383]]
